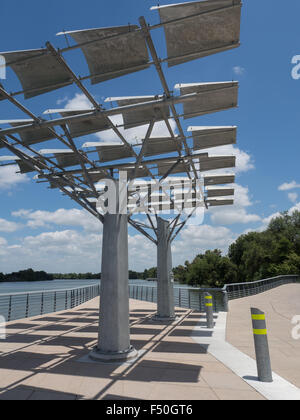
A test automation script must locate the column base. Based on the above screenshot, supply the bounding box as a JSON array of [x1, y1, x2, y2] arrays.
[[89, 346, 138, 363], [151, 314, 177, 323]]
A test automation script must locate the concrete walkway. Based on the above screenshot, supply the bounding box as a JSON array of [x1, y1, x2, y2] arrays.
[[0, 298, 264, 400], [227, 284, 300, 388]]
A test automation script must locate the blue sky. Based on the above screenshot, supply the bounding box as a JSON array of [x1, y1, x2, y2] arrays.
[[0, 0, 300, 273]]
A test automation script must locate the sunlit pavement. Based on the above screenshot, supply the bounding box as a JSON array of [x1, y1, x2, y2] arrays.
[[227, 284, 300, 388], [0, 298, 264, 400]]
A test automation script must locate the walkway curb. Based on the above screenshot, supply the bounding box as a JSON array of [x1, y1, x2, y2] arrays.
[[192, 312, 300, 400]]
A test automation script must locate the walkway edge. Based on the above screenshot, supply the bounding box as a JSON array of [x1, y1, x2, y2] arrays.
[[192, 312, 300, 401]]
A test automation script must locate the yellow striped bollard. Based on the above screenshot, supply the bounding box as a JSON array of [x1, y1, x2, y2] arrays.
[[205, 293, 214, 329], [251, 308, 273, 382]]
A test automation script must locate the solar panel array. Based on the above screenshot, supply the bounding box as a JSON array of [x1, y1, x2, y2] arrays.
[[0, 0, 242, 242]]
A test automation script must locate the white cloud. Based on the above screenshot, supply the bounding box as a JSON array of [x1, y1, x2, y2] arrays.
[[64, 93, 93, 110], [288, 192, 298, 203], [172, 224, 237, 263], [209, 184, 261, 225], [278, 181, 300, 191], [12, 208, 101, 232], [233, 66, 245, 76], [0, 218, 20, 233], [0, 165, 29, 190]]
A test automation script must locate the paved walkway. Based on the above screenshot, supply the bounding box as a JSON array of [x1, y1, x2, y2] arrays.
[[0, 298, 264, 400], [227, 284, 300, 388]]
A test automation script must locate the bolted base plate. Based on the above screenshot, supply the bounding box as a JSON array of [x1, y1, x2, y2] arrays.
[[89, 346, 138, 364]]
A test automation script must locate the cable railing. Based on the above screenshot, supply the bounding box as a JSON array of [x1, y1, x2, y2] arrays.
[[0, 284, 100, 322], [223, 275, 300, 301], [1, 275, 299, 323], [128, 284, 226, 312]]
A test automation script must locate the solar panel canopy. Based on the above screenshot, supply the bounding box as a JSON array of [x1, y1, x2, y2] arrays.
[[189, 126, 237, 150], [176, 82, 238, 119], [106, 96, 170, 129], [153, 0, 241, 67], [1, 49, 72, 99], [59, 26, 150, 84]]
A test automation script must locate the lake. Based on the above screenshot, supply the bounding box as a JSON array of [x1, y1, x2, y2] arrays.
[[0, 279, 193, 295]]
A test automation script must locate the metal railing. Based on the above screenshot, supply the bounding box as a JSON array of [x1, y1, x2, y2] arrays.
[[129, 275, 300, 313], [128, 284, 227, 312], [0, 284, 100, 323], [224, 275, 300, 302], [1, 275, 298, 323]]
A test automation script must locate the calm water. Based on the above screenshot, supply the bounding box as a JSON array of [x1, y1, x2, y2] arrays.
[[0, 279, 192, 295]]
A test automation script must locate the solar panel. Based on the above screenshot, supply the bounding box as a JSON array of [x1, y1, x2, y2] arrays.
[[82, 142, 134, 162], [206, 186, 235, 197], [122, 166, 150, 179], [105, 96, 170, 129], [204, 173, 235, 186], [40, 149, 80, 168], [176, 82, 238, 119], [45, 109, 110, 138], [143, 137, 182, 156], [5, 119, 56, 145], [206, 198, 234, 207], [0, 49, 72, 99], [197, 156, 236, 172], [188, 126, 237, 150], [157, 160, 189, 176], [58, 26, 150, 84], [152, 0, 241, 67]]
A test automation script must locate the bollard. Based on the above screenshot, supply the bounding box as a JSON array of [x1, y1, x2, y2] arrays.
[[205, 293, 214, 329], [250, 308, 273, 383]]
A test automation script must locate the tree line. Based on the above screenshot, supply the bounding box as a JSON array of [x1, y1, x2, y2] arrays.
[[1, 211, 299, 287], [173, 210, 300, 287]]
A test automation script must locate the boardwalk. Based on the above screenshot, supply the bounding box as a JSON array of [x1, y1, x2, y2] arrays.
[[0, 298, 263, 400], [227, 284, 300, 388]]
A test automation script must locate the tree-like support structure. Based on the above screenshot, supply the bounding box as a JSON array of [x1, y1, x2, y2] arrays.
[[90, 212, 138, 362], [154, 217, 176, 321]]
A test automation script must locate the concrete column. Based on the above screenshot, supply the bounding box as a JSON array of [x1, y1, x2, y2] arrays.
[[155, 217, 175, 321], [90, 213, 137, 362]]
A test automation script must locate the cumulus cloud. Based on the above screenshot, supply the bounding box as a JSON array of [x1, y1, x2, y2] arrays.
[[0, 218, 20, 233], [12, 208, 101, 232], [172, 224, 237, 263], [0, 165, 29, 190], [209, 184, 261, 225], [278, 181, 300, 191], [288, 192, 298, 204]]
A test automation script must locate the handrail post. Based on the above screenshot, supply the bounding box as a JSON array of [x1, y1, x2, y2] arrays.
[[25, 294, 29, 318], [41, 293, 44, 315], [8, 295, 12, 322]]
